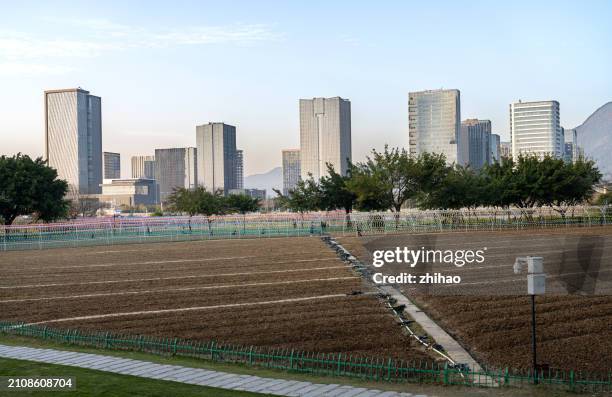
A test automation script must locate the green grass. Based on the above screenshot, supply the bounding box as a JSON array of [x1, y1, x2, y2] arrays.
[[0, 357, 269, 397], [0, 334, 594, 397]]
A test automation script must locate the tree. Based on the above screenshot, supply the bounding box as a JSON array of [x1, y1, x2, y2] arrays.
[[226, 193, 261, 214], [0, 154, 69, 225], [167, 187, 226, 234], [348, 146, 448, 212], [419, 166, 485, 210], [319, 164, 356, 214], [273, 175, 321, 216]]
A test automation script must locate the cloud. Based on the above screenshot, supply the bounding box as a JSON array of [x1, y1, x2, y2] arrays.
[[0, 19, 282, 75]]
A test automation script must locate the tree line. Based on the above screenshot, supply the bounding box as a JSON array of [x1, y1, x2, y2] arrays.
[[0, 149, 604, 225], [275, 146, 602, 216]]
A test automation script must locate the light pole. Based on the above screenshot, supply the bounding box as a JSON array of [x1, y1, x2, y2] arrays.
[[514, 256, 546, 384]]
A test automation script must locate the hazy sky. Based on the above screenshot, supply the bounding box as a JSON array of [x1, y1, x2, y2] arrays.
[[1, 1, 611, 176]]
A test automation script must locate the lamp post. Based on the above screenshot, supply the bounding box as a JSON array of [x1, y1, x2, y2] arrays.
[[514, 256, 546, 384]]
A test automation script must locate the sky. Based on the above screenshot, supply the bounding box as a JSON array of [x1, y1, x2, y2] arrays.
[[0, 1, 611, 177]]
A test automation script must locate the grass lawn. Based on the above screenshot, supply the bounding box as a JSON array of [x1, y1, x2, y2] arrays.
[[0, 357, 269, 397], [0, 334, 586, 397]]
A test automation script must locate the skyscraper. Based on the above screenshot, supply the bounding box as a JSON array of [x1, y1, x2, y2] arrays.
[[490, 134, 501, 163], [235, 149, 244, 190], [462, 119, 491, 170], [299, 97, 351, 180], [44, 88, 102, 196], [154, 147, 197, 202], [282, 149, 301, 195], [408, 89, 466, 165], [195, 122, 237, 193], [564, 128, 578, 163], [510, 100, 563, 159], [103, 152, 121, 180], [131, 155, 156, 179], [500, 142, 512, 159]]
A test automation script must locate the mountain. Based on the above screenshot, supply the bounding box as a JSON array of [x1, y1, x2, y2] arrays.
[[575, 102, 612, 180], [244, 167, 282, 197]]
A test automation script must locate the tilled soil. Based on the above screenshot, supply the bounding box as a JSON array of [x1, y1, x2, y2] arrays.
[[0, 236, 432, 362], [338, 226, 612, 373]]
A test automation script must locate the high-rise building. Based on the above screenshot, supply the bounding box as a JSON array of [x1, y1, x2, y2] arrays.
[[131, 155, 156, 179], [44, 88, 102, 196], [510, 100, 563, 159], [408, 89, 466, 165], [195, 122, 237, 193], [154, 147, 197, 202], [490, 134, 501, 163], [462, 119, 491, 170], [564, 128, 578, 163], [299, 97, 351, 180], [500, 141, 512, 159], [103, 152, 121, 180], [235, 149, 244, 190], [282, 149, 301, 195]]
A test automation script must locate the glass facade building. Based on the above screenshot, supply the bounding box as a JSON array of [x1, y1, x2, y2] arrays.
[[45, 88, 102, 196], [235, 149, 244, 190], [462, 119, 491, 170], [131, 155, 156, 179], [154, 147, 197, 202], [103, 151, 121, 180], [282, 149, 301, 195], [408, 89, 466, 165], [490, 133, 501, 163], [299, 97, 351, 180], [510, 100, 563, 159], [195, 122, 238, 194]]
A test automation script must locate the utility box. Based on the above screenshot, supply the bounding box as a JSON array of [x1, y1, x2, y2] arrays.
[[527, 257, 544, 274], [528, 273, 546, 295]]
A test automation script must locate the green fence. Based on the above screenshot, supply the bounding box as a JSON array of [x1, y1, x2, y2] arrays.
[[1, 322, 610, 393]]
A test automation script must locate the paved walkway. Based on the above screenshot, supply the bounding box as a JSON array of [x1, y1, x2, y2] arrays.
[[0, 345, 426, 397]]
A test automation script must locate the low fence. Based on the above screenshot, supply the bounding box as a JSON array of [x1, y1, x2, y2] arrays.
[[1, 206, 611, 251], [0, 322, 610, 392]]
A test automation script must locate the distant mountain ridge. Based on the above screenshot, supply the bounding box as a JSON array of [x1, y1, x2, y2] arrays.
[[575, 101, 612, 180], [244, 167, 282, 197]]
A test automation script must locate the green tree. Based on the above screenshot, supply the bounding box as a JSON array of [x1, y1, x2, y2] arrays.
[[273, 175, 321, 216], [167, 187, 226, 234], [226, 193, 261, 230], [319, 164, 356, 214], [348, 147, 448, 212], [419, 166, 484, 210], [0, 154, 69, 225]]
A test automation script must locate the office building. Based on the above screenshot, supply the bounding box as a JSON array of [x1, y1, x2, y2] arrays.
[[235, 149, 244, 190], [103, 152, 121, 180], [99, 178, 158, 207], [462, 119, 491, 170], [44, 88, 102, 196], [228, 188, 266, 201], [299, 97, 351, 180], [195, 122, 237, 193], [510, 100, 563, 159], [500, 141, 512, 159], [490, 134, 501, 163], [131, 155, 156, 179], [563, 128, 578, 162], [282, 149, 301, 195], [408, 89, 466, 165], [155, 147, 197, 202]]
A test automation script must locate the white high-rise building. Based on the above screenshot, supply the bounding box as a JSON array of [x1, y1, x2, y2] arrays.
[[408, 89, 466, 165], [131, 155, 156, 179], [299, 97, 351, 180], [510, 100, 563, 159], [195, 122, 238, 194], [282, 149, 301, 195], [44, 88, 102, 196]]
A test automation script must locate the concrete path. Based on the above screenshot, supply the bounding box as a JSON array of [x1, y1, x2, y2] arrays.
[[0, 344, 426, 397]]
